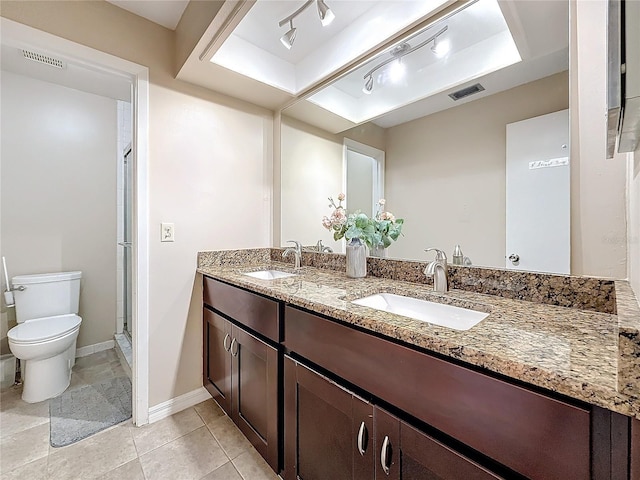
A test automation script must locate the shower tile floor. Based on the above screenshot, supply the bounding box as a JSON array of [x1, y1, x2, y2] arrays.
[[0, 349, 278, 480]]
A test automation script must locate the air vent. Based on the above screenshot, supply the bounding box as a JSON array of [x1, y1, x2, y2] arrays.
[[448, 83, 485, 101], [22, 50, 65, 69]]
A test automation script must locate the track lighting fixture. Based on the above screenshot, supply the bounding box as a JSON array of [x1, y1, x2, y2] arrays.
[[278, 0, 335, 49], [362, 26, 448, 94], [317, 0, 335, 26], [280, 20, 297, 50], [362, 75, 373, 94]]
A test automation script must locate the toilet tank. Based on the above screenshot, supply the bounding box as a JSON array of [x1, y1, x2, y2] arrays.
[[12, 271, 82, 323]]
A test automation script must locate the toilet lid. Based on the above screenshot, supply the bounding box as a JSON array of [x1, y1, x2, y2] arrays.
[[8, 314, 81, 344]]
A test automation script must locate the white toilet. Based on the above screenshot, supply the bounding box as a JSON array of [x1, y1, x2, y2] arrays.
[[7, 271, 82, 403]]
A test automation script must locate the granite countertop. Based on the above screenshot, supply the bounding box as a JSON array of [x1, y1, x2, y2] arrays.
[[197, 249, 640, 420]]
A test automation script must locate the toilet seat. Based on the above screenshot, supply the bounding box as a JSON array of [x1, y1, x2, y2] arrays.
[[8, 314, 82, 345]]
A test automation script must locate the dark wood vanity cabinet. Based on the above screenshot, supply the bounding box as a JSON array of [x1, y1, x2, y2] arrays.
[[283, 356, 375, 480], [283, 305, 593, 480], [202, 277, 279, 472], [283, 355, 501, 480], [202, 275, 635, 479]]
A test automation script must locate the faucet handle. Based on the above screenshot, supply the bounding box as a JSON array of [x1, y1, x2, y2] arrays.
[[425, 248, 447, 262]]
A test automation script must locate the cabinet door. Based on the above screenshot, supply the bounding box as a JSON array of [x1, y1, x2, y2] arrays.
[[203, 308, 232, 414], [374, 408, 503, 480], [374, 407, 400, 480], [283, 356, 374, 480], [231, 325, 278, 472]]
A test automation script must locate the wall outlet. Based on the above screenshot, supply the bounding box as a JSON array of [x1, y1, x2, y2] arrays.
[[161, 223, 175, 242]]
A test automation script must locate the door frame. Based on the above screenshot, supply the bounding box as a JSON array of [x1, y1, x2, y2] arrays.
[[1, 18, 151, 425]]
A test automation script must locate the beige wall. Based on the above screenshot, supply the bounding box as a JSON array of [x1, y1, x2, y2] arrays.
[[1, 72, 117, 350], [385, 72, 569, 265], [0, 1, 273, 407], [281, 117, 344, 252], [571, 0, 627, 279]]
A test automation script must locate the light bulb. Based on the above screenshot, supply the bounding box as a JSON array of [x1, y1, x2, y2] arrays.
[[388, 59, 406, 83], [431, 37, 450, 57]]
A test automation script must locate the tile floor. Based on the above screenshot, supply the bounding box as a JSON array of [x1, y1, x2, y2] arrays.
[[0, 349, 279, 480]]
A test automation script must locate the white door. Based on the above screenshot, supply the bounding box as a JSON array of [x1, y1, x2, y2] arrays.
[[506, 110, 570, 274], [343, 138, 385, 216]]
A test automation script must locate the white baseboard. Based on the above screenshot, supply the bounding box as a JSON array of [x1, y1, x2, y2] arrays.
[[148, 387, 211, 424], [76, 340, 115, 358]]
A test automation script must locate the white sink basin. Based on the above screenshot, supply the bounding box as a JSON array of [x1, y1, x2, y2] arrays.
[[352, 293, 488, 331], [243, 270, 297, 280]]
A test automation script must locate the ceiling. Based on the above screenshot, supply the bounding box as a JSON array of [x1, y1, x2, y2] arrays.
[[0, 0, 569, 132], [192, 0, 569, 131], [105, 0, 189, 30], [210, 0, 452, 94]]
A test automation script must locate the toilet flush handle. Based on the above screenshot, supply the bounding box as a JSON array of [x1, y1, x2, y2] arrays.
[[10, 285, 26, 291]]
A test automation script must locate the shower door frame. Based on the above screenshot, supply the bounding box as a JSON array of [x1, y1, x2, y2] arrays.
[[122, 145, 134, 340]]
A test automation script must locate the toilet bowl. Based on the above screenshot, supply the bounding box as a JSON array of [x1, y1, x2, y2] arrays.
[[8, 314, 81, 403], [7, 271, 82, 403]]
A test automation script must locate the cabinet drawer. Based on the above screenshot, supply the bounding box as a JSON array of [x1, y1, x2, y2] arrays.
[[203, 276, 280, 342], [284, 306, 590, 480]]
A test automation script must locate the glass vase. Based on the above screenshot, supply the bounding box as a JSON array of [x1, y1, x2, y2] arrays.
[[346, 238, 367, 278]]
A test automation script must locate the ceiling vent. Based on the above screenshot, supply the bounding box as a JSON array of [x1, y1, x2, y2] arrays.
[[448, 83, 485, 101], [22, 50, 65, 69]]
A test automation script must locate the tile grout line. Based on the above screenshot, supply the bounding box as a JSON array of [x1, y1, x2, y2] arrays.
[[127, 423, 148, 480], [134, 408, 206, 459]]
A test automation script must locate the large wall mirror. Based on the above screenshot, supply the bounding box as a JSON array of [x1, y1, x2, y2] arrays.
[[280, 0, 570, 274]]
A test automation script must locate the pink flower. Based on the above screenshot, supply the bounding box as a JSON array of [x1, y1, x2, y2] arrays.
[[322, 216, 332, 230], [378, 198, 386, 206], [337, 193, 345, 201], [380, 211, 395, 222], [331, 208, 346, 225]]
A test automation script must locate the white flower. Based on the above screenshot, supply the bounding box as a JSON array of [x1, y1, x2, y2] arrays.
[[378, 198, 386, 206], [322, 216, 332, 230]]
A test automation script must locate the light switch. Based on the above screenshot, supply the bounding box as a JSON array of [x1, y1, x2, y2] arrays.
[[161, 223, 175, 242]]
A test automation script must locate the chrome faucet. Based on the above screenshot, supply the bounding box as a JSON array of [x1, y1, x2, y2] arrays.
[[315, 240, 333, 253], [283, 240, 303, 269], [424, 248, 448, 292]]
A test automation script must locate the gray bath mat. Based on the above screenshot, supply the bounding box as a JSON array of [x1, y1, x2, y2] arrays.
[[49, 376, 131, 447]]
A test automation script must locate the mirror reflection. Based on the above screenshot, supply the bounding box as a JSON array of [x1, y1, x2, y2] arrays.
[[280, 0, 569, 273]]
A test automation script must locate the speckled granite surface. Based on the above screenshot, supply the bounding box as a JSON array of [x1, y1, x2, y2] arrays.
[[197, 248, 640, 419], [269, 248, 617, 314]]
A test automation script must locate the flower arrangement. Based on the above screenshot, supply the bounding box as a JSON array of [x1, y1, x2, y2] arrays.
[[322, 193, 404, 250]]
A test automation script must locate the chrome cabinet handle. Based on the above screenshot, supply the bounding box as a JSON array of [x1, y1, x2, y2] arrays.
[[223, 334, 231, 352], [357, 421, 367, 456], [230, 338, 238, 357], [380, 435, 391, 475]]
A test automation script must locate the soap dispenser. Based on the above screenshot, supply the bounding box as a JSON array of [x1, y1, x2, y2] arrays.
[[452, 245, 464, 265]]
